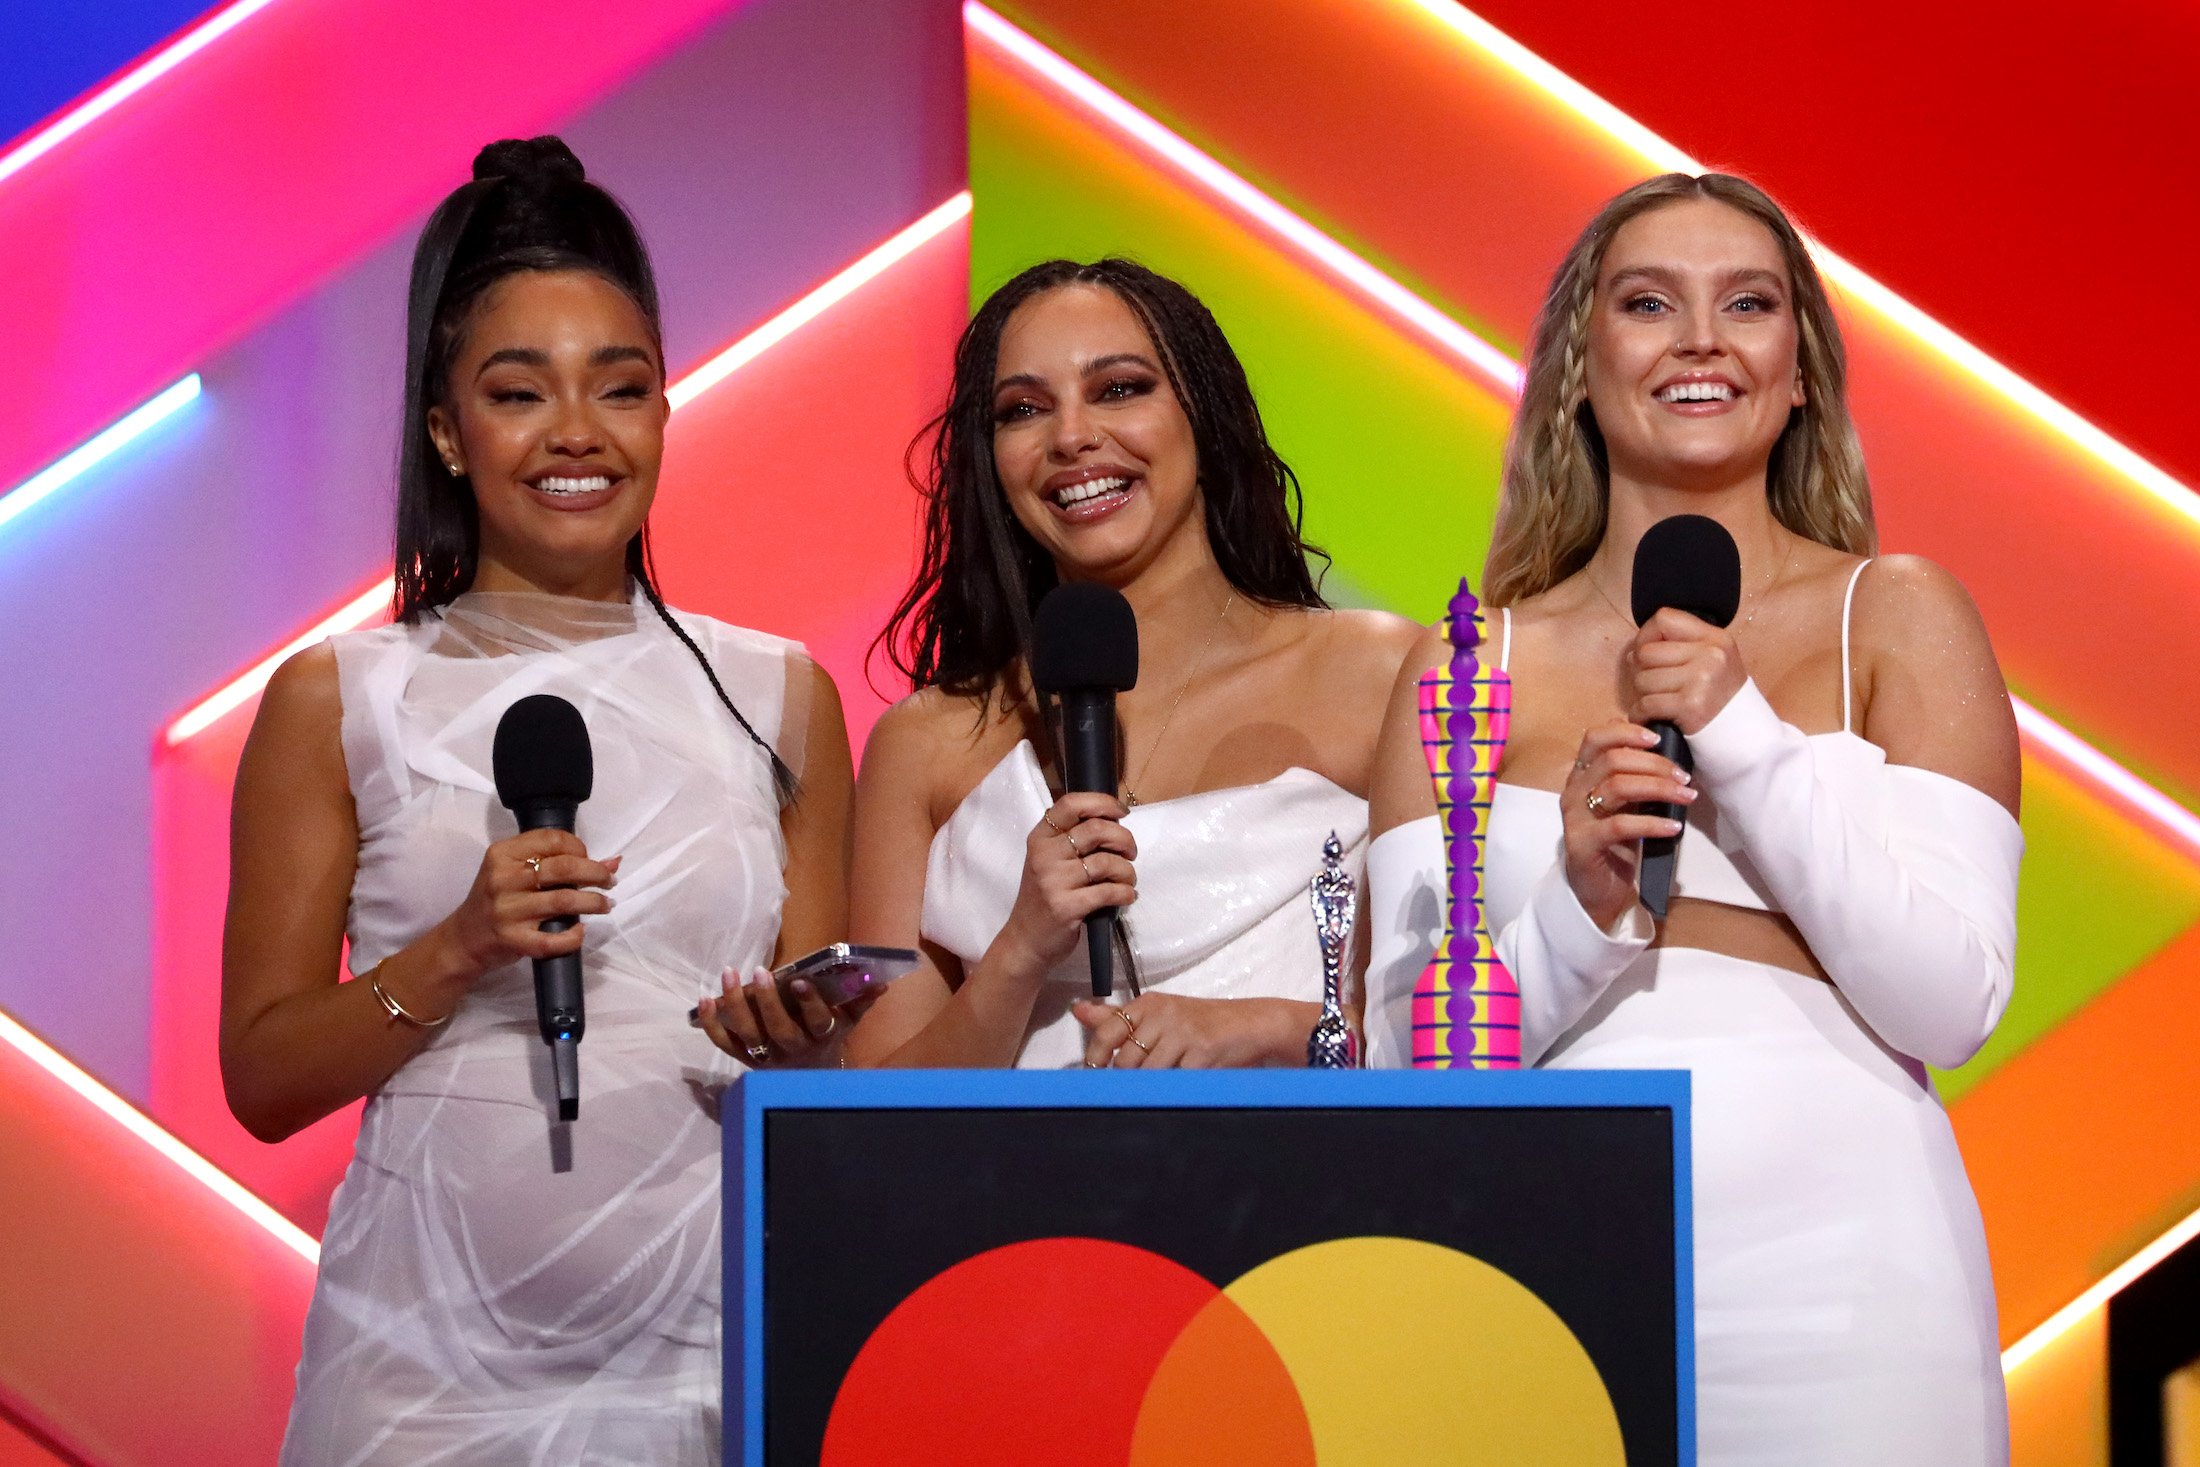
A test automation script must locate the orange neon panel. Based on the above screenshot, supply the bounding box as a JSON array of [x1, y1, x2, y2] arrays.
[[0, 1030, 313, 1464], [1952, 919, 2200, 1343]]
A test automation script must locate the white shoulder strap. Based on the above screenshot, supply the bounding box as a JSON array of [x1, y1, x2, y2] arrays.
[[1499, 606, 1513, 674], [1840, 559, 1873, 733]]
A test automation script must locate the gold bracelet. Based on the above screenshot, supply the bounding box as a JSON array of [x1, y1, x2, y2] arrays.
[[368, 962, 451, 1029]]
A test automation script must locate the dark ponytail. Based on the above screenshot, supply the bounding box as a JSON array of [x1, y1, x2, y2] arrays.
[[397, 136, 795, 802]]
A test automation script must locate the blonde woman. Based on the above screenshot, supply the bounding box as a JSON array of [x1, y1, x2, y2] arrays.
[[1365, 174, 2020, 1462]]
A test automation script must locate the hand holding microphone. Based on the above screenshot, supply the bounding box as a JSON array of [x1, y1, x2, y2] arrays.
[[1626, 515, 1744, 919], [1030, 582, 1140, 997], [492, 693, 600, 1120]]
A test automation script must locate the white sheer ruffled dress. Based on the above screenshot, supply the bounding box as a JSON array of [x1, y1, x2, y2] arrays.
[[279, 591, 808, 1466]]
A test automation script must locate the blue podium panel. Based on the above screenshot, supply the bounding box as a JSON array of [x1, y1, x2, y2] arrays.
[[727, 1069, 1692, 1466]]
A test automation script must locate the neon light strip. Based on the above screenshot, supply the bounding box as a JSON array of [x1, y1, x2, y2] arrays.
[[964, 2, 1523, 398], [0, 1005, 320, 1264], [166, 193, 973, 746], [2015, 698, 2200, 860], [973, 5, 2200, 867], [0, 0, 285, 190], [0, 375, 201, 535], [669, 192, 972, 410], [165, 576, 393, 745], [2001, 1201, 2200, 1372], [1402, 0, 2200, 539]]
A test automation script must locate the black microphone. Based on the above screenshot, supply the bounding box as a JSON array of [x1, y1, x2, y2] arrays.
[[492, 693, 594, 1121], [1629, 515, 1742, 921], [1030, 582, 1139, 998]]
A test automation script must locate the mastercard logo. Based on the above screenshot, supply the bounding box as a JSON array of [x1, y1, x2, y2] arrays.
[[820, 1235, 1624, 1466]]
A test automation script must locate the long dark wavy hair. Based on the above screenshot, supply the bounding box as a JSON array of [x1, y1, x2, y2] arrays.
[[396, 136, 793, 799], [878, 258, 1330, 708]]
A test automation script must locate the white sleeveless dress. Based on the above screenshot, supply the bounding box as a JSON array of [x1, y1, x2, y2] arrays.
[[921, 741, 1365, 1067], [281, 590, 809, 1466], [1365, 572, 2018, 1464]]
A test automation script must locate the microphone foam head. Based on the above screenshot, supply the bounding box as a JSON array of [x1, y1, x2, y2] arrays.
[[493, 694, 594, 809], [1631, 514, 1743, 629], [1031, 582, 1139, 694]]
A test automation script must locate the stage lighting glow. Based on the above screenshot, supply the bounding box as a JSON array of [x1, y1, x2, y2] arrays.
[[0, 0, 286, 190], [2015, 698, 2200, 862], [164, 576, 395, 746], [167, 196, 971, 750], [965, 3, 1524, 399], [669, 191, 972, 411], [0, 374, 202, 536], [0, 1004, 319, 1264], [2001, 1200, 2200, 1373], [973, 3, 2200, 880], [1398, 0, 2200, 541]]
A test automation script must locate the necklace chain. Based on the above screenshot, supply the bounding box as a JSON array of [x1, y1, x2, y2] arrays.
[[1122, 591, 1236, 808], [1591, 530, 1797, 633]]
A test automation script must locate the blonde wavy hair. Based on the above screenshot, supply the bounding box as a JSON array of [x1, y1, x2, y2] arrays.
[[1482, 173, 1875, 606]]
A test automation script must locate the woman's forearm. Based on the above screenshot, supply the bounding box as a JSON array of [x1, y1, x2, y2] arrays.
[[221, 923, 477, 1142], [876, 936, 1053, 1068]]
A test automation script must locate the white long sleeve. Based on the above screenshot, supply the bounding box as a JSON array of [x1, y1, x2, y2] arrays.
[[1686, 679, 2022, 1069], [1500, 857, 1654, 1064], [1364, 816, 1650, 1067]]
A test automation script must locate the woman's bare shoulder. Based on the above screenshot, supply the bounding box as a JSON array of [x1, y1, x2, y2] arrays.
[[862, 683, 1033, 823]]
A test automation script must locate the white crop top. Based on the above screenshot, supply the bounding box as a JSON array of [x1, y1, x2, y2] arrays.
[[1486, 560, 1880, 917]]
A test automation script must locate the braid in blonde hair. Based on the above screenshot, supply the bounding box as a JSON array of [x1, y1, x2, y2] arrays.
[[1483, 171, 1878, 605]]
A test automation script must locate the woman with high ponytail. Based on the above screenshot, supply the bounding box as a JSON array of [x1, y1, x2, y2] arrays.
[[221, 137, 854, 1461]]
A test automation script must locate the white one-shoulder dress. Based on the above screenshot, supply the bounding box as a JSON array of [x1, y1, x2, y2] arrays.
[[921, 742, 1365, 1067], [1366, 574, 2020, 1464], [281, 590, 809, 1466]]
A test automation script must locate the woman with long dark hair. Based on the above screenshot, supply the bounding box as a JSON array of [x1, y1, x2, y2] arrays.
[[1365, 175, 2018, 1459], [846, 259, 1417, 1068], [220, 137, 853, 1461]]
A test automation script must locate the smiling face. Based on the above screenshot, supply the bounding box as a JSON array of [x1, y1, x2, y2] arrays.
[[988, 283, 1204, 584], [1582, 197, 1806, 492], [426, 268, 668, 595]]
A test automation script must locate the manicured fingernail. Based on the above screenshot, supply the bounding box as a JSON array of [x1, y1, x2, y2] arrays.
[[1675, 769, 1692, 784], [792, 979, 813, 996], [1678, 787, 1698, 802], [1660, 819, 1684, 833]]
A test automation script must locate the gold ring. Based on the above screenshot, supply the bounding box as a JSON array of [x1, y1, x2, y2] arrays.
[[1126, 1032, 1153, 1055], [1042, 811, 1066, 835], [1064, 831, 1083, 857], [1585, 790, 1611, 816], [1078, 856, 1094, 882], [524, 855, 544, 885], [1117, 1009, 1139, 1037]]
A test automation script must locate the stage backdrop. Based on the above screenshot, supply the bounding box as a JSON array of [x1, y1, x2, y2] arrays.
[[0, 2, 2192, 1463]]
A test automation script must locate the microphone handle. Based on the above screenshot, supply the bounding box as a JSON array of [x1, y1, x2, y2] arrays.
[[1057, 690, 1120, 999], [517, 801, 586, 1119], [1637, 720, 1693, 921]]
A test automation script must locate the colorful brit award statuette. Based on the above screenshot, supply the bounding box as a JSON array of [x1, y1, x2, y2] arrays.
[[1305, 830, 1360, 1069], [1411, 579, 1521, 1068]]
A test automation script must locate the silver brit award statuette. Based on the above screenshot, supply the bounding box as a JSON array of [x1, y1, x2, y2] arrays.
[[1306, 830, 1360, 1068]]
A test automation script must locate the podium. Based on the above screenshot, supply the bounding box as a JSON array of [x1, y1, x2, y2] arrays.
[[726, 1069, 1692, 1465]]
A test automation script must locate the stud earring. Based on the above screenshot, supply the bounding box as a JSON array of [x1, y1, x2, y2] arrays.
[[445, 461, 464, 476]]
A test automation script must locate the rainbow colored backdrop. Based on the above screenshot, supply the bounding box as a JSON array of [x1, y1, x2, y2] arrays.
[[0, 1, 2188, 1460]]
